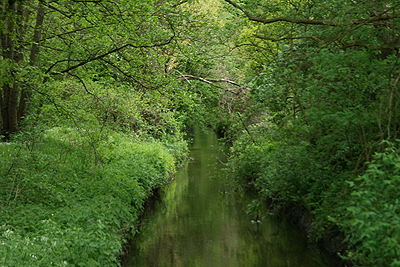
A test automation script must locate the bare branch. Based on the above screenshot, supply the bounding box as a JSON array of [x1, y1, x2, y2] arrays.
[[177, 74, 250, 94], [203, 78, 243, 87], [254, 34, 323, 43], [172, 0, 189, 8]]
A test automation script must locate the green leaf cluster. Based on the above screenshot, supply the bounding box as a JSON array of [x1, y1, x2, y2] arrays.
[[340, 142, 400, 267]]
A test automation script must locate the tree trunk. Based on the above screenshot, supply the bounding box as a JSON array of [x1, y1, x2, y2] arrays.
[[0, 1, 42, 138], [0, 0, 19, 137], [18, 2, 45, 122]]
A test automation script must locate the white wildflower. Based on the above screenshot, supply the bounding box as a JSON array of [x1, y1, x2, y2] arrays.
[[3, 229, 13, 238]]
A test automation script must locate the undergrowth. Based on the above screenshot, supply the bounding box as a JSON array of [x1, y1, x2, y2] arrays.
[[0, 127, 187, 266], [227, 122, 400, 266]]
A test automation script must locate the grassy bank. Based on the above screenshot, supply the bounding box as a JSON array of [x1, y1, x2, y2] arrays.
[[0, 127, 188, 266]]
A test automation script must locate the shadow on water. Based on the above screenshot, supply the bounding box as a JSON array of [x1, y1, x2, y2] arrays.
[[122, 128, 340, 267]]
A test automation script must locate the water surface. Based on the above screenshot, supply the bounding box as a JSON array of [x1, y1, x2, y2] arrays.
[[123, 128, 338, 267]]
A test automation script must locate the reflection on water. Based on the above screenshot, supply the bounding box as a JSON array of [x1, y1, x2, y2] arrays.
[[122, 128, 338, 267]]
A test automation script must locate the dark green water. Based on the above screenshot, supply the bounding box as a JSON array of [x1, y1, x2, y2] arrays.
[[122, 129, 339, 267]]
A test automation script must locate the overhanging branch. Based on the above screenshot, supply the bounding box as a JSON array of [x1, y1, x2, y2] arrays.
[[46, 36, 175, 75], [223, 0, 400, 26]]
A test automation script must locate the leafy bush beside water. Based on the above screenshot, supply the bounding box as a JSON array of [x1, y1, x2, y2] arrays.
[[228, 124, 332, 212], [228, 122, 400, 266], [340, 144, 400, 267], [0, 127, 185, 266]]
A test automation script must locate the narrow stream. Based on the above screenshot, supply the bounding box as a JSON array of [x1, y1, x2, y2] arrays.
[[122, 128, 339, 267]]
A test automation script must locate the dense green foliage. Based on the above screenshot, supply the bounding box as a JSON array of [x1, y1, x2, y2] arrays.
[[222, 0, 400, 266], [0, 128, 183, 266]]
